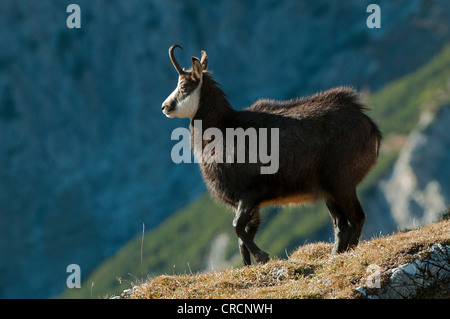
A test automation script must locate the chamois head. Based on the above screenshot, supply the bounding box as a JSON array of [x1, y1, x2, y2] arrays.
[[162, 45, 208, 118]]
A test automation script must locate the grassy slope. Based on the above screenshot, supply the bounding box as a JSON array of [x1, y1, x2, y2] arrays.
[[128, 218, 450, 299], [61, 44, 450, 299], [61, 194, 234, 298], [61, 195, 331, 298]]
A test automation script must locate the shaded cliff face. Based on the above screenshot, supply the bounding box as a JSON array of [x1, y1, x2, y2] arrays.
[[381, 107, 450, 229], [0, 0, 449, 298], [361, 108, 450, 238]]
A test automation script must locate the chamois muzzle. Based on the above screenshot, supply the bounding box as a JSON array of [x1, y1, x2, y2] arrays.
[[162, 99, 176, 115]]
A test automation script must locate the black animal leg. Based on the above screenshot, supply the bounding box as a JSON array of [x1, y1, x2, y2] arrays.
[[325, 199, 351, 254], [233, 201, 269, 265], [326, 191, 366, 254], [238, 209, 261, 265], [345, 194, 366, 249]]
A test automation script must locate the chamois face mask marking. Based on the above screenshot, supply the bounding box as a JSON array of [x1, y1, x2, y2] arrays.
[[163, 78, 202, 119]]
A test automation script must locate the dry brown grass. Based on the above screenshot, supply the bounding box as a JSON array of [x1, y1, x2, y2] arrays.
[[127, 219, 449, 299]]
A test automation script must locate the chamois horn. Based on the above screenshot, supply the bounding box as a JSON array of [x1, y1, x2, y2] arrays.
[[169, 45, 185, 75]]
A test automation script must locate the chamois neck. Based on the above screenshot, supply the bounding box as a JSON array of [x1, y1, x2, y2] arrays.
[[191, 74, 235, 128]]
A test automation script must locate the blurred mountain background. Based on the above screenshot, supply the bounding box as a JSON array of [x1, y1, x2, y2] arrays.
[[0, 0, 449, 298]]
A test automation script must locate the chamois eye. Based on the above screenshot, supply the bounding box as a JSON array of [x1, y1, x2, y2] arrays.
[[180, 84, 188, 92]]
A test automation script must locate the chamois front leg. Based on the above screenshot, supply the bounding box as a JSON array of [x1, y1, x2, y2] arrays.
[[233, 200, 269, 265], [237, 208, 261, 265]]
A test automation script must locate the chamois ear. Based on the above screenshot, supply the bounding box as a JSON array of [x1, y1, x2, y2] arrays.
[[200, 50, 208, 71], [191, 57, 203, 80]]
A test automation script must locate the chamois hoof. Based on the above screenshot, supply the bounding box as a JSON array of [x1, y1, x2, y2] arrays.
[[255, 253, 270, 264]]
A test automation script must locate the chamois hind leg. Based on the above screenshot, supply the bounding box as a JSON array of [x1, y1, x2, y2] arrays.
[[325, 198, 351, 254], [326, 191, 366, 254], [345, 193, 366, 249], [233, 201, 269, 265], [238, 208, 261, 266]]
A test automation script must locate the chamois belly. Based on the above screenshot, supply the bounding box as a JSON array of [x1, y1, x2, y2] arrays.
[[260, 192, 320, 207]]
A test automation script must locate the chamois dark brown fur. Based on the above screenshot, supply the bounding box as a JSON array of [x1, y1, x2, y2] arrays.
[[162, 45, 382, 265]]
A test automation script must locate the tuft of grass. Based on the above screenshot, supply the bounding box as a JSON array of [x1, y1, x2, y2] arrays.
[[126, 219, 449, 299], [441, 206, 450, 221]]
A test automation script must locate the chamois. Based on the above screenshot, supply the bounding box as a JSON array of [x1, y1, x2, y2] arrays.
[[162, 45, 382, 265]]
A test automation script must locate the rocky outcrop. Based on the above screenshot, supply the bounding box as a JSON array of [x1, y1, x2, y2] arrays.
[[357, 243, 450, 298]]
